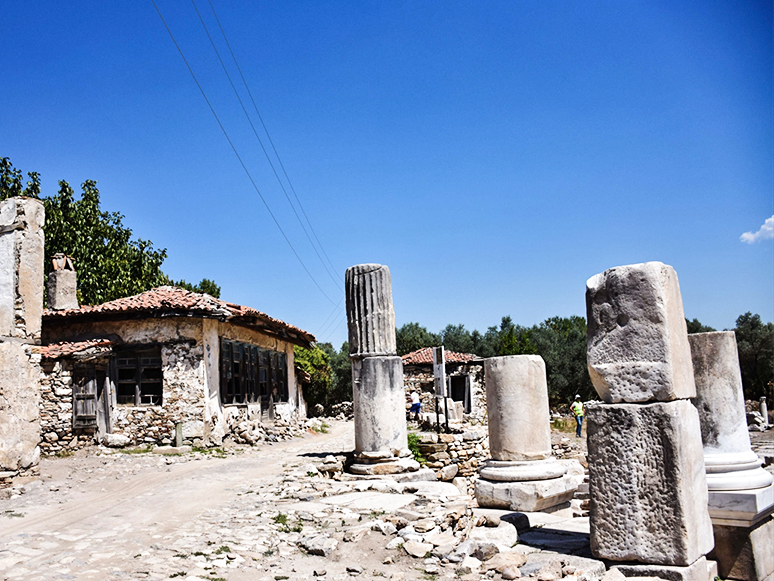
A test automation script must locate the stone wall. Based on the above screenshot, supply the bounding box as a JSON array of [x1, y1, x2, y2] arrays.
[[415, 429, 488, 479], [39, 357, 83, 455], [0, 197, 45, 482]]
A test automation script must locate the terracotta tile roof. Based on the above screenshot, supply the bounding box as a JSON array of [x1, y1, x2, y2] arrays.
[[41, 339, 114, 359], [42, 286, 315, 347], [401, 347, 479, 365]]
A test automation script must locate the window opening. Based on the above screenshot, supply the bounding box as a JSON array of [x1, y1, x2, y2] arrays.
[[116, 347, 163, 406]]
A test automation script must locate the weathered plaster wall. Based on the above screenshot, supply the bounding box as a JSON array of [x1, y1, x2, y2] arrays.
[[0, 197, 44, 482], [43, 317, 203, 346], [0, 343, 41, 480]]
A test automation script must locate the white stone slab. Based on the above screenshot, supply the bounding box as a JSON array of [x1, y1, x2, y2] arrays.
[[586, 261, 695, 403], [318, 491, 417, 512], [612, 556, 718, 581], [708, 484, 774, 526]]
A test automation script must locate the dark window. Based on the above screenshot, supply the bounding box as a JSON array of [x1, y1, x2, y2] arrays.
[[220, 339, 288, 406], [116, 347, 163, 406]]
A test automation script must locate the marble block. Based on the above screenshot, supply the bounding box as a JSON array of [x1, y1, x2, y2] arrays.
[[587, 400, 714, 565], [485, 355, 551, 461], [708, 486, 774, 527], [352, 355, 409, 461], [710, 517, 774, 581], [475, 471, 584, 512], [586, 261, 695, 403], [479, 458, 568, 482], [612, 556, 718, 581], [346, 264, 397, 357]]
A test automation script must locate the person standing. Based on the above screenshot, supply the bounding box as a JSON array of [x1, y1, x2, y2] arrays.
[[571, 395, 584, 438], [409, 390, 421, 422]]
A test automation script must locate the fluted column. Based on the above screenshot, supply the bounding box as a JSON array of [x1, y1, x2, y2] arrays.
[[345, 264, 414, 475]]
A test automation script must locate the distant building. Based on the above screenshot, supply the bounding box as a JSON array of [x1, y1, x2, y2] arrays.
[[39, 286, 314, 453], [401, 347, 486, 423]]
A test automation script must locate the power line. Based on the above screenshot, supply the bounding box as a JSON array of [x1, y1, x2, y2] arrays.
[[190, 0, 340, 290], [206, 0, 340, 277], [151, 0, 339, 307], [316, 299, 344, 338]]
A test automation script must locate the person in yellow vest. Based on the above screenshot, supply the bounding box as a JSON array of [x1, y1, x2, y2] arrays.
[[571, 395, 584, 438]]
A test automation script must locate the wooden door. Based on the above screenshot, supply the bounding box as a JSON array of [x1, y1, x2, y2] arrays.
[[73, 367, 98, 430]]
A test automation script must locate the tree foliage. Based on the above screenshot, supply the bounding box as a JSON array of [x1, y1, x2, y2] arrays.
[[1, 157, 218, 305], [175, 278, 222, 298], [396, 323, 440, 356], [294, 345, 332, 415], [686, 318, 716, 334], [734, 312, 774, 399]]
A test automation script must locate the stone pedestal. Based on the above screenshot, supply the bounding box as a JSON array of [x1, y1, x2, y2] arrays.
[[475, 355, 582, 511], [585, 262, 714, 575], [346, 264, 415, 475], [689, 331, 774, 580], [587, 400, 714, 565]]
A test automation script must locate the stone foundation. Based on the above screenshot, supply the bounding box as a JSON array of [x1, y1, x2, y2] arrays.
[[415, 430, 488, 477]]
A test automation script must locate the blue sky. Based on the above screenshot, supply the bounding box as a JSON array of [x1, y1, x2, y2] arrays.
[[2, 1, 772, 348]]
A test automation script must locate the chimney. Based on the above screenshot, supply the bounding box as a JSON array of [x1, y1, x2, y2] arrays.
[[47, 253, 78, 310]]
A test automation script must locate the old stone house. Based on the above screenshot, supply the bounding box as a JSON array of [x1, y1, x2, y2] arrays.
[[401, 347, 486, 423], [38, 286, 315, 454]]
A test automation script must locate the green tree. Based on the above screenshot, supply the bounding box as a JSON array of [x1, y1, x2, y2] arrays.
[[327, 341, 352, 404], [440, 324, 474, 354], [686, 318, 716, 334], [175, 278, 221, 298], [294, 345, 332, 415], [733, 312, 774, 399], [531, 316, 594, 404], [396, 322, 440, 356], [1, 158, 219, 305]]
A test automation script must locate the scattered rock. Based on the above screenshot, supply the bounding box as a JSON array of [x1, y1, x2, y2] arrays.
[[403, 540, 433, 558]]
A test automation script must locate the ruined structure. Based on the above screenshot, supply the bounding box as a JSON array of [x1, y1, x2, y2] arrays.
[[585, 262, 716, 579], [475, 355, 583, 511], [689, 331, 774, 581], [401, 347, 486, 424], [39, 286, 314, 451], [0, 197, 44, 483], [346, 264, 417, 475]]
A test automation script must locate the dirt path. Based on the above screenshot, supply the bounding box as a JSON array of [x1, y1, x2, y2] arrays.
[[0, 421, 357, 580]]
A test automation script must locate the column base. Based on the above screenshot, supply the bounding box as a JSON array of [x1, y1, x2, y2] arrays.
[[474, 471, 583, 512], [611, 556, 718, 581], [349, 455, 420, 475]]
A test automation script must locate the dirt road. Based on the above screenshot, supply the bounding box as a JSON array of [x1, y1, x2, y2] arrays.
[[0, 421, 363, 580]]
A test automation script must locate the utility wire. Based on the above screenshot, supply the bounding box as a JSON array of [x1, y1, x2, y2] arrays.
[[207, 0, 340, 277], [190, 0, 340, 290], [316, 299, 344, 338], [151, 0, 338, 307], [321, 312, 347, 344]]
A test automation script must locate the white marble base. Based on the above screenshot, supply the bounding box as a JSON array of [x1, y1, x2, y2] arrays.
[[708, 483, 774, 527], [479, 458, 568, 482], [349, 456, 420, 476], [475, 472, 583, 512], [612, 556, 718, 581]]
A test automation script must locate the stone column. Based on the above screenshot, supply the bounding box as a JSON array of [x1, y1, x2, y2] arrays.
[[475, 355, 583, 511], [585, 262, 716, 579], [689, 331, 774, 581], [0, 197, 45, 483], [346, 264, 416, 475]]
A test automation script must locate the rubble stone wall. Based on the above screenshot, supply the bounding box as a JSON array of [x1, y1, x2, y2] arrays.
[[416, 430, 488, 478]]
